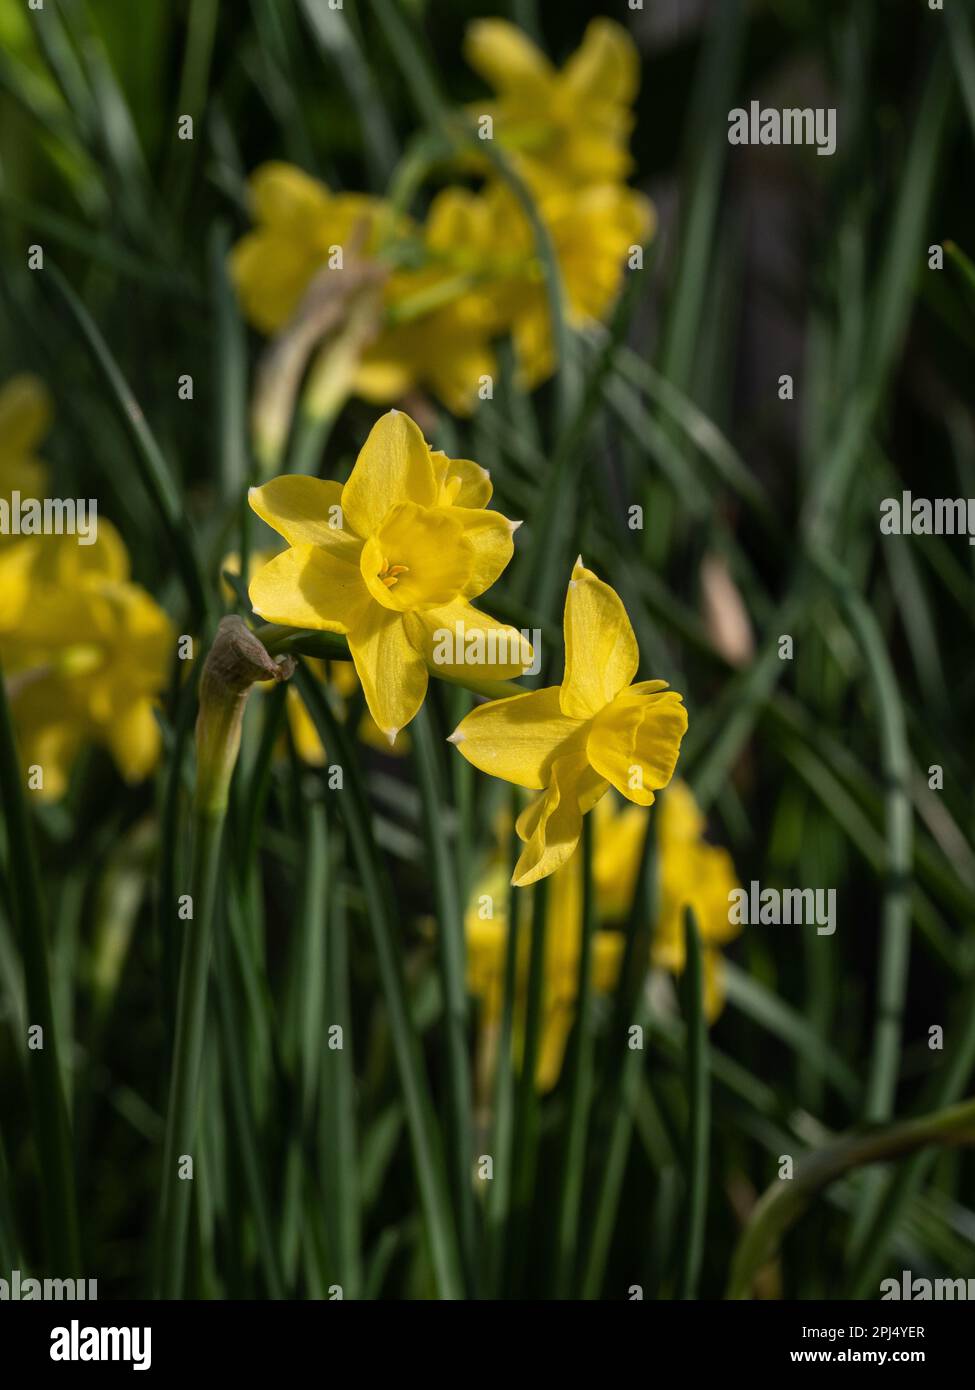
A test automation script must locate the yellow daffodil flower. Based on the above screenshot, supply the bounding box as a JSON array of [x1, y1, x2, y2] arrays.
[[466, 785, 740, 1092], [231, 167, 501, 417], [449, 559, 687, 886], [0, 522, 173, 798], [230, 162, 389, 336], [464, 18, 640, 187], [248, 410, 529, 741]]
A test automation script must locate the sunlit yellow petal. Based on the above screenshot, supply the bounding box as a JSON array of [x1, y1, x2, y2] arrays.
[[249, 544, 369, 632], [248, 476, 361, 552], [587, 683, 687, 806], [447, 508, 517, 597], [346, 602, 428, 741], [512, 751, 608, 887], [341, 410, 438, 537], [449, 686, 583, 790], [432, 452, 493, 508], [560, 558, 639, 718], [408, 599, 531, 680]]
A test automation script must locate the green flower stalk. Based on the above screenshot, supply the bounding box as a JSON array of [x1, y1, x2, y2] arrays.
[[157, 618, 293, 1297]]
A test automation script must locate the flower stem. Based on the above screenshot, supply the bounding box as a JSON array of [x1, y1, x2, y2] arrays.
[[552, 811, 596, 1296], [0, 655, 80, 1272], [155, 802, 224, 1298], [156, 618, 293, 1297], [411, 704, 477, 1293], [678, 905, 710, 1299]]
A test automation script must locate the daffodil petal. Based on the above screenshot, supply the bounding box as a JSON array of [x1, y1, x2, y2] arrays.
[[512, 751, 608, 887], [449, 685, 583, 789], [341, 410, 437, 537], [593, 931, 625, 993], [563, 18, 639, 107], [561, 559, 639, 718], [409, 599, 533, 680], [536, 1003, 574, 1093], [658, 778, 707, 847], [464, 18, 553, 94], [248, 476, 361, 552], [587, 685, 687, 806], [445, 508, 517, 597], [432, 451, 493, 508], [248, 161, 332, 231], [105, 697, 161, 782], [0, 373, 52, 455], [346, 602, 428, 741], [249, 544, 369, 632]]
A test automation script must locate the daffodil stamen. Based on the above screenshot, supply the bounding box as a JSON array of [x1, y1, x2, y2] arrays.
[[378, 559, 410, 588]]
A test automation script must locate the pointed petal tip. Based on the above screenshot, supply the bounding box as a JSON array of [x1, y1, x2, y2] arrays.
[[509, 518, 523, 533], [446, 729, 464, 745], [385, 726, 399, 746]]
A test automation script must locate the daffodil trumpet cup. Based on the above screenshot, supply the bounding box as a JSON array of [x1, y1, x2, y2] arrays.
[[157, 618, 294, 1297]]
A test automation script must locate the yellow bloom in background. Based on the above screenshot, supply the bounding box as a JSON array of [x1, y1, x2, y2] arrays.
[[355, 186, 502, 417], [230, 155, 652, 416], [230, 162, 388, 336], [478, 178, 653, 389], [465, 785, 741, 1093], [248, 410, 529, 740], [0, 374, 52, 540], [231, 166, 501, 418], [650, 780, 741, 1017], [464, 17, 641, 188], [449, 560, 687, 886], [0, 521, 173, 799]]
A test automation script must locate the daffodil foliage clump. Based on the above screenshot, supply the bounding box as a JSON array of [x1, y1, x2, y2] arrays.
[[1, 1, 974, 1309]]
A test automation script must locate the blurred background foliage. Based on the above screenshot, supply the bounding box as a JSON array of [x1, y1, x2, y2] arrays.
[[1, 0, 975, 1299]]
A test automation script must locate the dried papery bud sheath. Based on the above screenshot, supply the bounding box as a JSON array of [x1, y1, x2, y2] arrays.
[[195, 615, 295, 815]]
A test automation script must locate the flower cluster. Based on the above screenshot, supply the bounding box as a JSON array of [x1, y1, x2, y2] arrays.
[[0, 377, 172, 798], [230, 19, 650, 415], [465, 784, 741, 1093]]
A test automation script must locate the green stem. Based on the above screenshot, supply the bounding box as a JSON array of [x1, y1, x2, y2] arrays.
[[412, 705, 477, 1293], [678, 905, 710, 1299], [322, 831, 363, 1298], [0, 656, 80, 1271], [508, 877, 548, 1293], [156, 805, 224, 1298], [485, 790, 522, 1295], [727, 1096, 975, 1301], [553, 813, 596, 1297], [294, 663, 464, 1298]]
